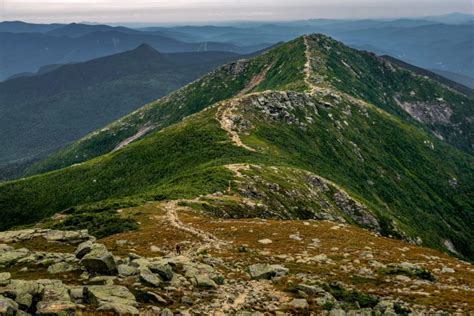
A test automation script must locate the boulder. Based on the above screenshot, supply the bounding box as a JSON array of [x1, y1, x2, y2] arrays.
[[0, 248, 30, 268], [247, 264, 288, 280], [0, 295, 18, 315], [96, 303, 139, 315], [195, 274, 217, 289], [80, 243, 117, 275], [47, 262, 78, 274], [296, 284, 325, 296], [139, 268, 162, 287], [36, 280, 76, 315], [288, 298, 309, 310], [85, 285, 137, 308], [149, 262, 174, 281], [75, 241, 93, 259], [117, 264, 138, 277], [0, 272, 11, 286]]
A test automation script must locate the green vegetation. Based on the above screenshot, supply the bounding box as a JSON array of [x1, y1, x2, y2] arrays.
[[379, 266, 436, 282], [323, 283, 379, 308], [0, 34, 473, 261], [25, 37, 308, 176], [307, 34, 474, 154], [0, 45, 243, 174]]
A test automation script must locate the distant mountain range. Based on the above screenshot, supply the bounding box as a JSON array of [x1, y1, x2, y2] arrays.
[[0, 22, 270, 80], [0, 44, 245, 170], [2, 17, 472, 85]]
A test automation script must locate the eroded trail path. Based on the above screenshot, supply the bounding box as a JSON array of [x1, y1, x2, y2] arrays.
[[303, 35, 318, 95], [159, 199, 225, 256]]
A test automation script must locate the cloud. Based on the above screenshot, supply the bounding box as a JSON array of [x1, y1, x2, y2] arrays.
[[2, 0, 472, 23]]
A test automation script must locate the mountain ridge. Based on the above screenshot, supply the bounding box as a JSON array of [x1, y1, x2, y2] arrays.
[[1, 34, 473, 263]]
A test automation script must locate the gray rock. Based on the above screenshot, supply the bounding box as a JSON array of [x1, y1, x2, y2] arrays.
[[139, 268, 162, 287], [288, 298, 309, 309], [0, 272, 11, 286], [85, 285, 137, 310], [247, 263, 288, 280], [47, 262, 78, 274], [149, 262, 174, 281], [89, 276, 116, 285], [36, 280, 76, 315], [0, 248, 30, 268], [161, 308, 173, 316], [0, 295, 19, 315], [117, 264, 138, 277], [75, 241, 93, 259], [329, 309, 347, 316], [80, 243, 117, 275], [97, 303, 139, 315], [296, 284, 325, 296], [195, 274, 217, 289], [181, 295, 193, 305]]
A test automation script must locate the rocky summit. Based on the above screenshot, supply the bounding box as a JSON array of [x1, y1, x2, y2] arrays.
[[0, 33, 473, 314]]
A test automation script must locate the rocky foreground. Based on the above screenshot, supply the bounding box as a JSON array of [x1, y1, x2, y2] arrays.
[[0, 201, 473, 315]]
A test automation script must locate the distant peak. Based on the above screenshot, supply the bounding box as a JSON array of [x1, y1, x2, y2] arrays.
[[135, 43, 158, 53]]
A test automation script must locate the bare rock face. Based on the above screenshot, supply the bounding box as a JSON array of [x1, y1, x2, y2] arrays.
[[394, 96, 453, 125], [79, 243, 117, 275]]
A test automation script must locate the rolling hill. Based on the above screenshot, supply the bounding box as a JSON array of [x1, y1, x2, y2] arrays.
[[1, 34, 473, 264], [0, 44, 243, 170]]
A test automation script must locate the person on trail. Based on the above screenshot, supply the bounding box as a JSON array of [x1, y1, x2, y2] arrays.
[[176, 244, 182, 255]]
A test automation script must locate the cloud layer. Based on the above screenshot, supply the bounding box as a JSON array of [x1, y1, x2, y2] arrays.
[[2, 0, 472, 23]]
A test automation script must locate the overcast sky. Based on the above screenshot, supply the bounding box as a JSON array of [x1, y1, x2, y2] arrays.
[[1, 0, 473, 24]]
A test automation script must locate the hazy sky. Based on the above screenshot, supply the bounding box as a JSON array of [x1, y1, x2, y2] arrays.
[[1, 0, 473, 24]]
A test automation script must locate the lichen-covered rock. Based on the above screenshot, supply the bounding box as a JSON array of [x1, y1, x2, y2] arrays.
[[0, 295, 18, 315], [194, 274, 217, 289], [85, 285, 137, 312], [247, 264, 288, 280], [0, 272, 11, 286], [36, 279, 76, 315], [0, 248, 30, 268], [149, 262, 173, 281], [79, 243, 117, 275], [75, 241, 93, 259], [117, 264, 138, 277], [0, 229, 93, 245], [139, 268, 162, 287], [47, 262, 79, 274]]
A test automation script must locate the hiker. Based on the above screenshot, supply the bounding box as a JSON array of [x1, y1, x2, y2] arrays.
[[176, 244, 182, 255]]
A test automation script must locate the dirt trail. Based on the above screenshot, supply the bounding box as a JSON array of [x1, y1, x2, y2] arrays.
[[303, 35, 318, 95], [217, 99, 256, 152], [159, 199, 225, 256]]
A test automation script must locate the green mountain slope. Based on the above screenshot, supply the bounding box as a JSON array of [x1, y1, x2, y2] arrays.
[[25, 38, 305, 175], [0, 34, 473, 261], [0, 44, 241, 170]]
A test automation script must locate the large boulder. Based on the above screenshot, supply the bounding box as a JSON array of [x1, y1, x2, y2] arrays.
[[0, 248, 30, 268], [75, 241, 93, 259], [0, 295, 18, 315], [194, 274, 217, 289], [85, 285, 138, 314], [247, 264, 288, 280], [0, 272, 11, 286], [79, 243, 117, 275], [36, 279, 76, 315], [139, 268, 162, 287], [149, 262, 173, 281]]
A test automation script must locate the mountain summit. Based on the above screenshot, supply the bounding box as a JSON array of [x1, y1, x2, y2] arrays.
[[2, 34, 473, 260]]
